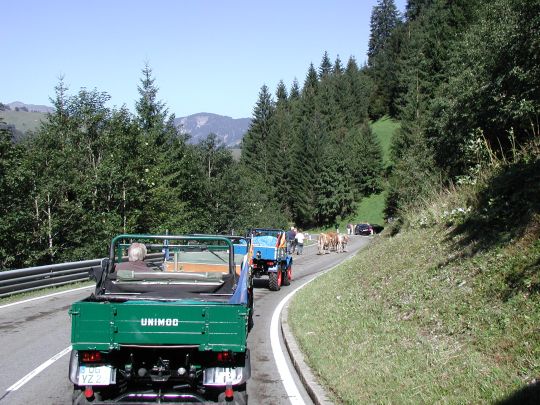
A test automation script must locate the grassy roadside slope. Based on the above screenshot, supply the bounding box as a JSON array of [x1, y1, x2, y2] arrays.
[[289, 152, 540, 403]]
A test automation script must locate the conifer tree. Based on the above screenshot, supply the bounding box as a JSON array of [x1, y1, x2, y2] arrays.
[[276, 80, 288, 104], [289, 78, 300, 100], [133, 65, 187, 233], [405, 0, 433, 21], [268, 85, 296, 215], [136, 63, 168, 135], [333, 55, 344, 76], [367, 0, 400, 65], [289, 120, 320, 226], [347, 123, 384, 196], [241, 84, 275, 177], [318, 51, 333, 79], [314, 146, 355, 225], [366, 0, 401, 118], [303, 63, 319, 96], [343, 58, 371, 126]]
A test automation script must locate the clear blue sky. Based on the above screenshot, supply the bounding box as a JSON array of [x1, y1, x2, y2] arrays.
[[2, 0, 406, 119]]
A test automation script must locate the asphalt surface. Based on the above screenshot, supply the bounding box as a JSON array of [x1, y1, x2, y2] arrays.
[[0, 235, 370, 404]]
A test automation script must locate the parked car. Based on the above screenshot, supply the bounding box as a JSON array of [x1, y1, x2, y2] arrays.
[[355, 223, 373, 236]]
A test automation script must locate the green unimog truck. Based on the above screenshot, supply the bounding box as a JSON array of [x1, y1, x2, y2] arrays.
[[68, 234, 253, 404]]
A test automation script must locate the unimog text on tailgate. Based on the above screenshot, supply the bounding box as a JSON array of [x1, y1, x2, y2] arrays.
[[69, 234, 253, 404]]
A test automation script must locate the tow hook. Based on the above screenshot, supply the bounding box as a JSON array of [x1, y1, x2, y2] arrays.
[[224, 382, 234, 401], [84, 386, 94, 400], [150, 358, 171, 382]]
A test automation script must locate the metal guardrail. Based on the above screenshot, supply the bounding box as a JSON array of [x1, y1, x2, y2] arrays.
[[0, 252, 169, 298], [0, 259, 102, 298]]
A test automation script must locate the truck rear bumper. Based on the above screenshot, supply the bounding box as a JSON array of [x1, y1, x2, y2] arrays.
[[203, 349, 250, 386]]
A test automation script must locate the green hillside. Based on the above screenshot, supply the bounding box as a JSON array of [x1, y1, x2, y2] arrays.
[[371, 115, 399, 167], [338, 117, 399, 230], [1, 110, 46, 134], [290, 146, 540, 403], [350, 190, 387, 226]]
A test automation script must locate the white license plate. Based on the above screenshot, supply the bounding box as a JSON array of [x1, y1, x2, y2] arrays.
[[77, 365, 115, 386]]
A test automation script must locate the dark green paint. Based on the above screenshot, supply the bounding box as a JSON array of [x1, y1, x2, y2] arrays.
[[70, 300, 248, 352]]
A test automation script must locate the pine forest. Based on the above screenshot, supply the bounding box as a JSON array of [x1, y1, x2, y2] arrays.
[[1, 0, 539, 270]]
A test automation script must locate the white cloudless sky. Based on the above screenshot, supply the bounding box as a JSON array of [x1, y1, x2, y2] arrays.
[[2, 0, 406, 119]]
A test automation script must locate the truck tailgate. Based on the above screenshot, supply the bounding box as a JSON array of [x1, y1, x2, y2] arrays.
[[70, 301, 248, 352]]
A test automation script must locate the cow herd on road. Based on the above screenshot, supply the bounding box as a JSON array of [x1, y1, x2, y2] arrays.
[[316, 231, 350, 255]]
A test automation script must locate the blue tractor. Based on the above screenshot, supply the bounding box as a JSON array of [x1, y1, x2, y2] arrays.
[[245, 228, 293, 291]]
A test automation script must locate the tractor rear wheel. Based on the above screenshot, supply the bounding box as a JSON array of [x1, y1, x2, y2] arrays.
[[269, 271, 281, 291], [282, 265, 292, 286]]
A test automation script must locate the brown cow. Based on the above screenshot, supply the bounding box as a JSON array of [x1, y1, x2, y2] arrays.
[[337, 234, 349, 252], [326, 232, 339, 252], [317, 233, 330, 255]]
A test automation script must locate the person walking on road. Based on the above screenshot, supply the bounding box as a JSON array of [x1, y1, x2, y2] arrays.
[[295, 230, 305, 255], [286, 227, 296, 254]]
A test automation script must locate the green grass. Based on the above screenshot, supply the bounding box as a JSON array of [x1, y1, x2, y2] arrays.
[[289, 150, 540, 403], [290, 228, 540, 403], [370, 115, 400, 167], [351, 190, 387, 226]]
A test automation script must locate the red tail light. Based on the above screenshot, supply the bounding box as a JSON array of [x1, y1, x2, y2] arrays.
[[217, 351, 232, 363], [266, 261, 275, 266], [82, 351, 102, 363]]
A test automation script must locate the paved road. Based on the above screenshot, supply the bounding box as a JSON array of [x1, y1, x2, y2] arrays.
[[0, 235, 370, 404]]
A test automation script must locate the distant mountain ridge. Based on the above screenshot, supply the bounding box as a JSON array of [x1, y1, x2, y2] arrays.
[[2, 102, 251, 147], [175, 113, 251, 147], [6, 101, 54, 113]]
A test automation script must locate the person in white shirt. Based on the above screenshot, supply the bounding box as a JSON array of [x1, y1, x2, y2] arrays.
[[295, 231, 305, 255]]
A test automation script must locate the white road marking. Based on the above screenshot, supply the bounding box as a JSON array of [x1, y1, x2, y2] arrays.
[[270, 256, 356, 404], [271, 280, 317, 405], [0, 285, 94, 310], [6, 346, 71, 392]]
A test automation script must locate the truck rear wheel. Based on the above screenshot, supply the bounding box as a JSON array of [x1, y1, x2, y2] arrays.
[[269, 271, 281, 291]]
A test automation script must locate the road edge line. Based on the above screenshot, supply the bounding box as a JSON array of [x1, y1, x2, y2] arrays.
[[0, 285, 94, 310], [270, 287, 306, 404], [281, 303, 333, 405], [5, 346, 72, 392], [280, 254, 357, 405]]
